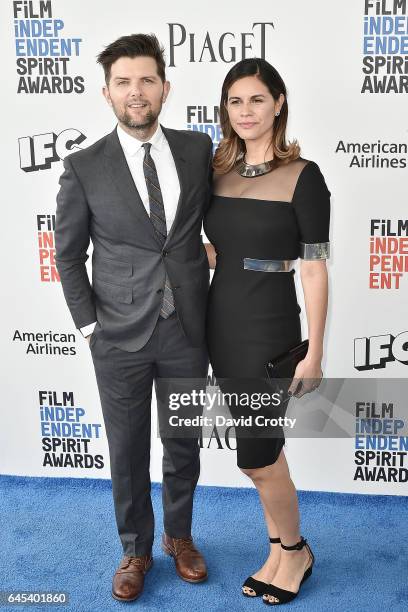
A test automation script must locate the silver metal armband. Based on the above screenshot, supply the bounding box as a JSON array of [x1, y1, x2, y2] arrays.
[[299, 242, 330, 260]]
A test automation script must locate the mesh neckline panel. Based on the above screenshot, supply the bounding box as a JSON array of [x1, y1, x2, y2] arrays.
[[213, 158, 310, 204]]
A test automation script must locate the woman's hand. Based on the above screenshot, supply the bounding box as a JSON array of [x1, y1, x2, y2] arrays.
[[287, 355, 323, 398]]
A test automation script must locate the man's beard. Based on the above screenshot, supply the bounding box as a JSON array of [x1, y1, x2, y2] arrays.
[[114, 103, 160, 132]]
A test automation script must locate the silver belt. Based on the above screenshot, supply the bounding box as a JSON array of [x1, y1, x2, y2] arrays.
[[243, 258, 295, 272]]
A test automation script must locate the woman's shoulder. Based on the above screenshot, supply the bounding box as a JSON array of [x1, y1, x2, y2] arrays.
[[289, 157, 331, 200], [283, 156, 319, 175], [285, 156, 326, 184], [265, 156, 314, 200]]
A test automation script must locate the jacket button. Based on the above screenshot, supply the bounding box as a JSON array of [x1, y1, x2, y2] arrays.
[[162, 250, 168, 257], [157, 289, 163, 294]]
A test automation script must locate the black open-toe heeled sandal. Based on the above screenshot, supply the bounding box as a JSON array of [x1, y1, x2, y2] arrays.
[[262, 536, 315, 605], [241, 537, 281, 597]]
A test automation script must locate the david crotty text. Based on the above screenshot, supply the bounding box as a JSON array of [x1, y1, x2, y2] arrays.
[[168, 415, 297, 429]]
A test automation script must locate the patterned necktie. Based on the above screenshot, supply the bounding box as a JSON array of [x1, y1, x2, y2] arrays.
[[142, 142, 175, 318]]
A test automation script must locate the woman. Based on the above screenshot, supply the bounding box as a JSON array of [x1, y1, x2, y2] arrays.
[[204, 58, 330, 605]]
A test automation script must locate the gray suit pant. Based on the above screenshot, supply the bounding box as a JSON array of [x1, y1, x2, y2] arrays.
[[89, 312, 208, 556]]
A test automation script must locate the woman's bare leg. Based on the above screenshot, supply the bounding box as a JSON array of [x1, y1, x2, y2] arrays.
[[241, 449, 312, 601]]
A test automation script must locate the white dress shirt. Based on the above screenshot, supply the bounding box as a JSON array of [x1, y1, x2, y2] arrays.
[[80, 123, 180, 338]]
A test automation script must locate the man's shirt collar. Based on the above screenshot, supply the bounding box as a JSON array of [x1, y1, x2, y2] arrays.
[[117, 122, 165, 156]]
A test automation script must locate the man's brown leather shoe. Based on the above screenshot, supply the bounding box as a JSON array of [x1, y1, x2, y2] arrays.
[[162, 533, 207, 583], [112, 554, 153, 601]]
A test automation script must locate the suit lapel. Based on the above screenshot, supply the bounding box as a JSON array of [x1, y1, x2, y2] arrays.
[[103, 125, 189, 248], [103, 127, 162, 247], [160, 125, 189, 246]]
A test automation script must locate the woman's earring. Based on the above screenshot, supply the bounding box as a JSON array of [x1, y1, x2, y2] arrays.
[[275, 111, 280, 117]]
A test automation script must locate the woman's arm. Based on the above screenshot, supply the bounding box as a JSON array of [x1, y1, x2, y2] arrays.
[[300, 259, 328, 362], [288, 259, 328, 397], [204, 243, 217, 269]]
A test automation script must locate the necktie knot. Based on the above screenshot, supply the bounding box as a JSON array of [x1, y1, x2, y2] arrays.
[[142, 142, 152, 155]]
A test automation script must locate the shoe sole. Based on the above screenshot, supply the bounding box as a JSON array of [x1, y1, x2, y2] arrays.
[[161, 543, 208, 583], [111, 558, 153, 602]]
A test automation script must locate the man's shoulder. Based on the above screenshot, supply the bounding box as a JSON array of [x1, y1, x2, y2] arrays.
[[64, 130, 113, 166], [163, 126, 212, 148], [178, 129, 212, 144]]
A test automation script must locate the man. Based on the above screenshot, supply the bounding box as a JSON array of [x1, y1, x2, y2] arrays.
[[55, 33, 212, 602]]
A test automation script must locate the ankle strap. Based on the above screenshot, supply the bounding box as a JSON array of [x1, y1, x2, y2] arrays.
[[281, 536, 307, 551], [269, 537, 281, 544]]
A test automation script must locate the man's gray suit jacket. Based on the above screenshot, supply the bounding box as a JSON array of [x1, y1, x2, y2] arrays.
[[55, 125, 213, 352]]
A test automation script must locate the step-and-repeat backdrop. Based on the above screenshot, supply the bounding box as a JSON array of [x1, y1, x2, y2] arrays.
[[1, 0, 407, 495]]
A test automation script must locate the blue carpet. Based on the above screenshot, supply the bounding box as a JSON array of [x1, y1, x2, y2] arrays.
[[1, 475, 407, 611]]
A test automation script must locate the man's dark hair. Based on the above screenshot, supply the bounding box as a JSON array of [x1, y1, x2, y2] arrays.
[[97, 33, 166, 84]]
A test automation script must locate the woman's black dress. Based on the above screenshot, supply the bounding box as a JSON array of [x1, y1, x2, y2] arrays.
[[204, 158, 331, 469]]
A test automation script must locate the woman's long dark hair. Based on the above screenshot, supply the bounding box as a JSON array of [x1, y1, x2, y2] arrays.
[[213, 58, 300, 174]]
